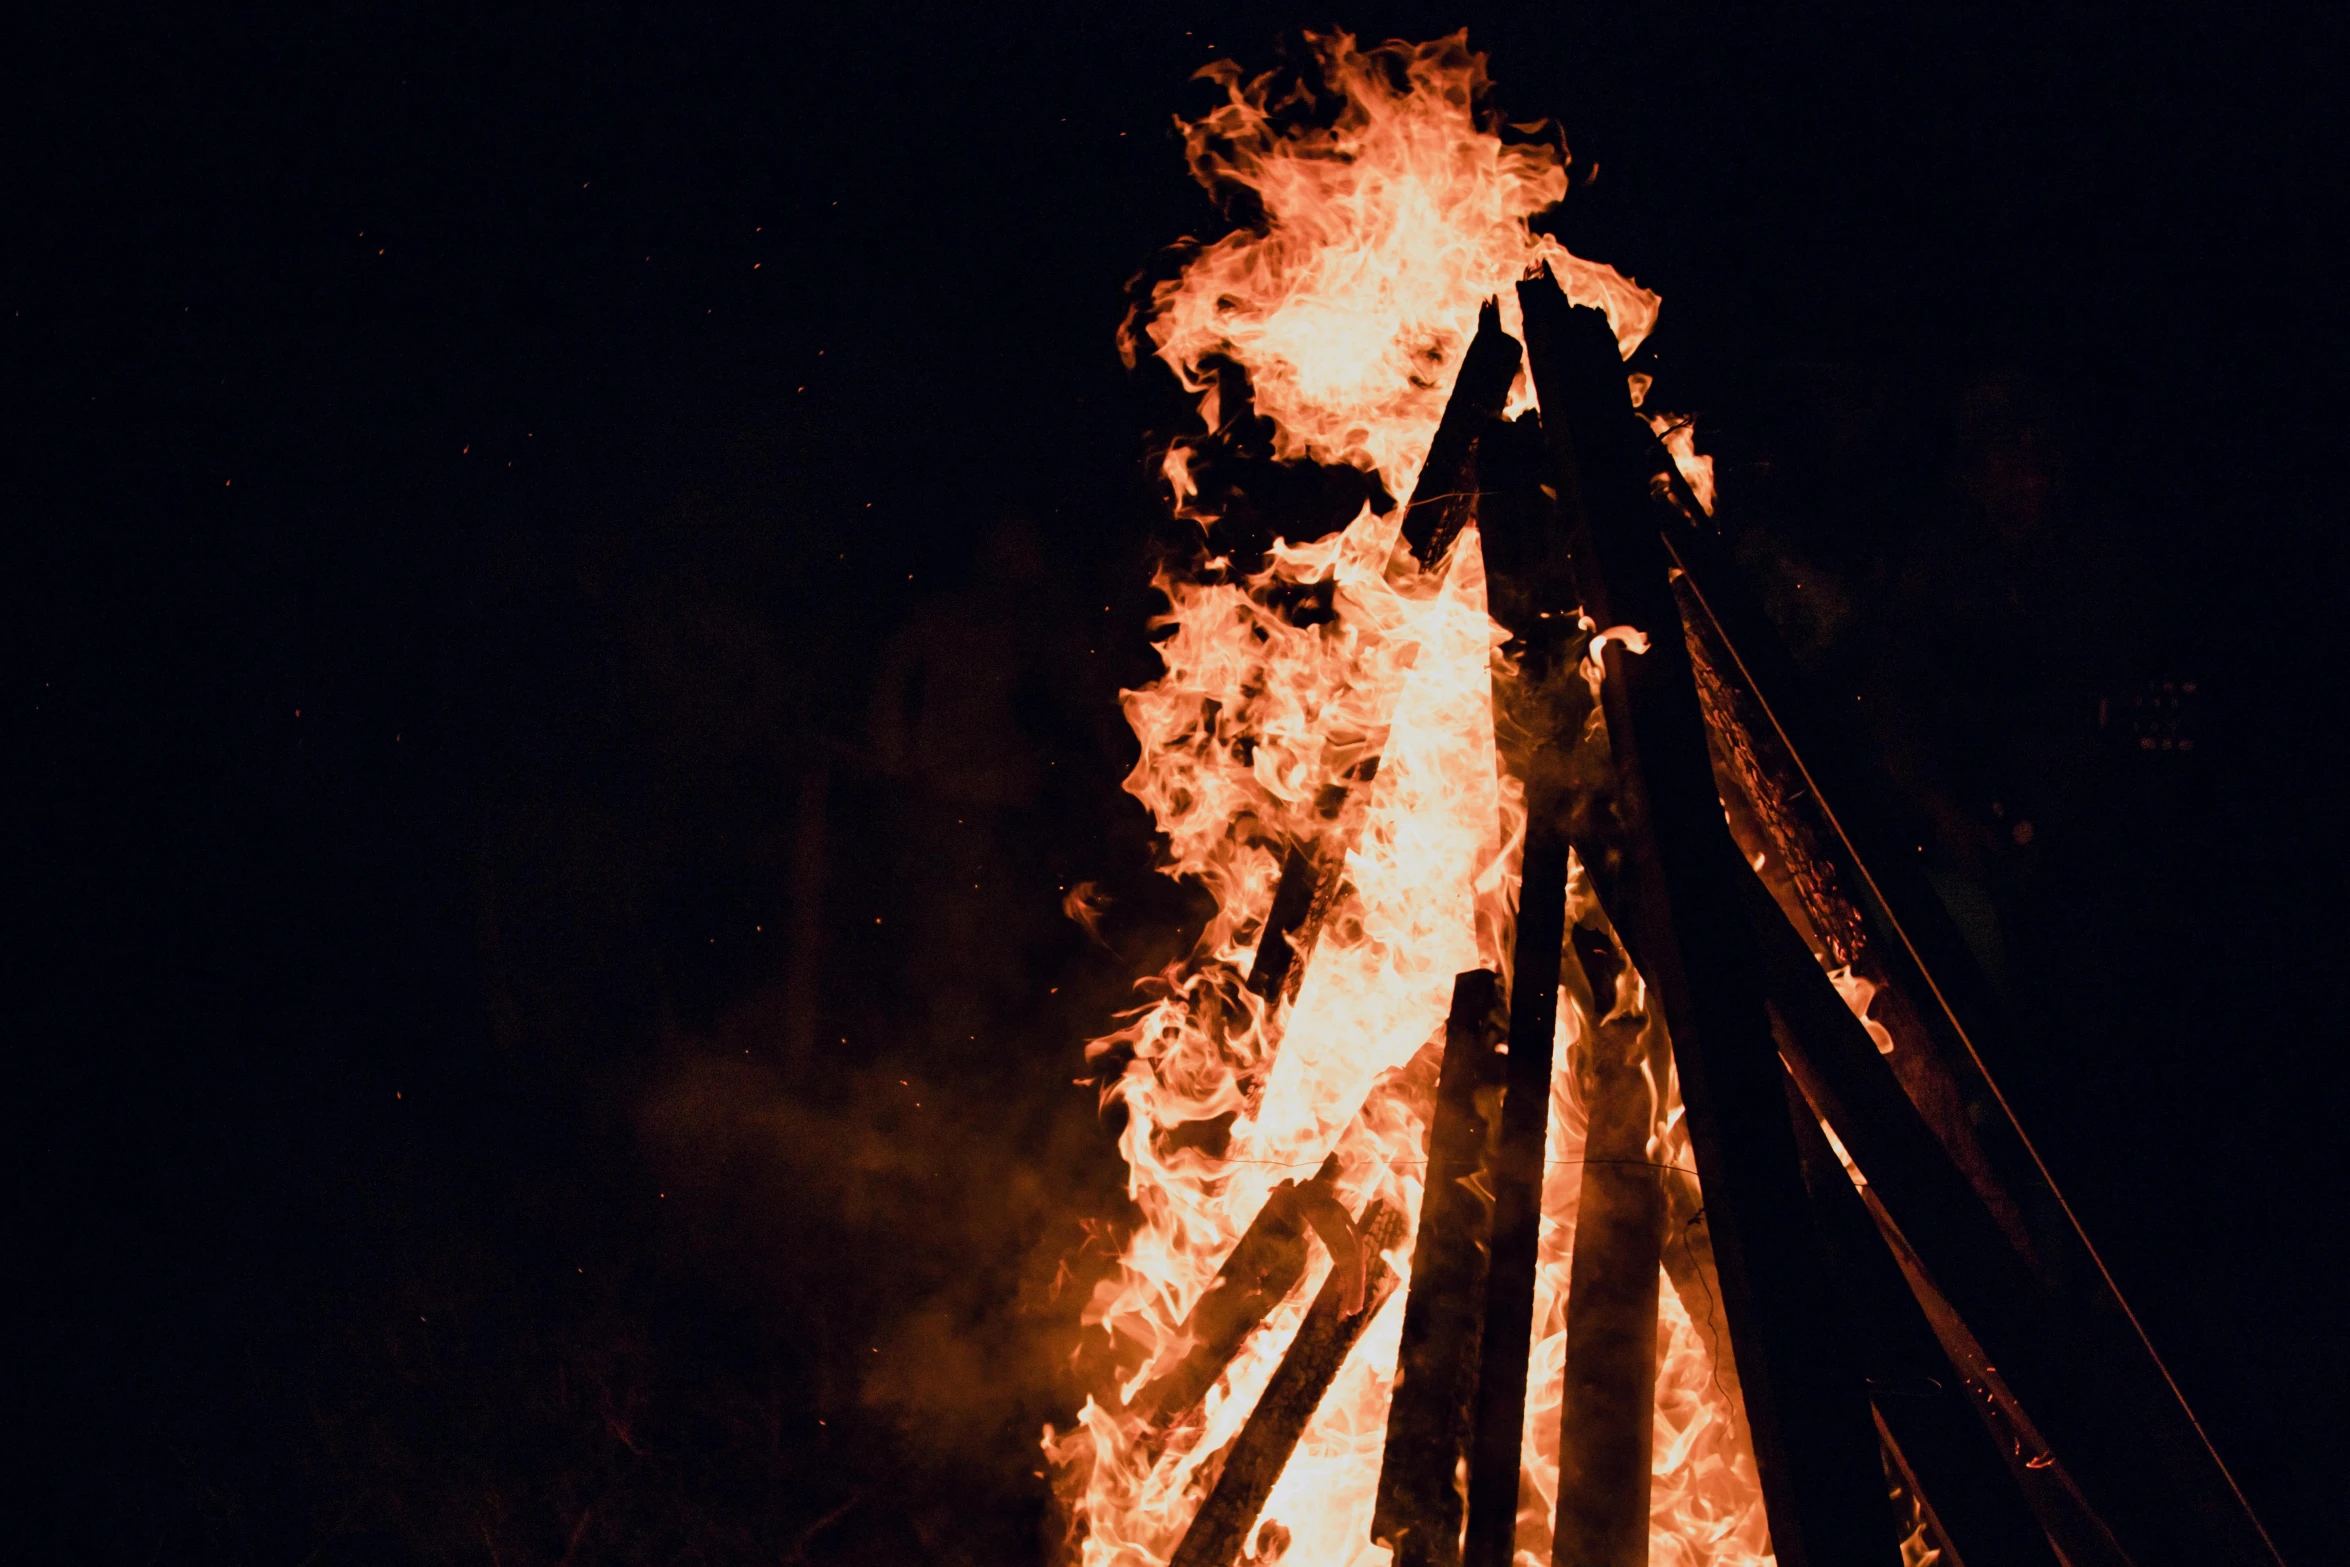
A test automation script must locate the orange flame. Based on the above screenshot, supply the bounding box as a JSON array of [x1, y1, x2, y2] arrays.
[[1054, 33, 1761, 1567]]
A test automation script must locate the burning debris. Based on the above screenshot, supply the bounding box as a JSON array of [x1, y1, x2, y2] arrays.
[[1049, 29, 2282, 1567]]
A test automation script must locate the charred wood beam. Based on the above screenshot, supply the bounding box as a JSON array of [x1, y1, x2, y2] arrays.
[[1659, 1167, 1744, 1449], [1743, 869, 2223, 1567], [1780, 1073, 2069, 1567], [1374, 969, 1504, 1567], [1244, 842, 1323, 1002], [1134, 1156, 1337, 1441], [1459, 781, 1574, 1567], [1681, 594, 2035, 1266], [1403, 300, 1526, 568], [1170, 1203, 1409, 1567], [1552, 928, 1668, 1567], [1515, 266, 1896, 1567], [1862, 1172, 2141, 1567], [1645, 462, 2281, 1567], [1245, 304, 1522, 1005]]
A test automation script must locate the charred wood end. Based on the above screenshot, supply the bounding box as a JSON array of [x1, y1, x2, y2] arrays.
[[1404, 298, 1526, 568], [1246, 842, 1320, 1000]]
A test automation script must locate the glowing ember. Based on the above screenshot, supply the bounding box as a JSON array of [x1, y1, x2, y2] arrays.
[[1051, 32, 1757, 1566]]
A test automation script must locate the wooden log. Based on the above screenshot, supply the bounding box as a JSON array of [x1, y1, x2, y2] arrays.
[[1169, 1203, 1409, 1567], [1515, 266, 1896, 1567], [1461, 820, 1573, 1567], [1403, 299, 1525, 568], [1373, 969, 1504, 1567], [1244, 842, 1321, 1001], [1133, 1156, 1334, 1439], [1743, 867, 2221, 1567], [1552, 927, 1669, 1567]]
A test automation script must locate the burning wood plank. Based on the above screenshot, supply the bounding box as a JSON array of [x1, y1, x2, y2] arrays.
[[1511, 265, 1899, 1567], [1551, 925, 1671, 1567], [1400, 299, 1528, 570], [1131, 1156, 1338, 1443], [1168, 1201, 1409, 1567], [1372, 969, 1503, 1567], [1462, 793, 1573, 1567]]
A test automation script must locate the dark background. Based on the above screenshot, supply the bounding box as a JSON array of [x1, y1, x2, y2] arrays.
[[10, 4, 2343, 1564]]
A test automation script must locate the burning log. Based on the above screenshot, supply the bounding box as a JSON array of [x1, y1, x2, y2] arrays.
[[1244, 303, 1523, 1006], [1243, 842, 1322, 1002], [1402, 300, 1526, 568], [1133, 1156, 1341, 1441], [1551, 926, 1670, 1567], [1169, 1202, 1409, 1567], [1462, 803, 1573, 1567], [1513, 266, 1897, 1567], [1373, 969, 1504, 1567]]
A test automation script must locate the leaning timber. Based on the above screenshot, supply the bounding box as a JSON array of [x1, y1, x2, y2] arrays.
[[1460, 660, 1578, 1567], [1552, 925, 1670, 1567], [1514, 267, 1896, 1567], [1401, 298, 1528, 568], [1169, 1203, 1409, 1567], [1647, 439, 2279, 1567], [1373, 969, 1504, 1567], [1742, 865, 2224, 1567], [1134, 1157, 1338, 1441], [1778, 1074, 2074, 1567]]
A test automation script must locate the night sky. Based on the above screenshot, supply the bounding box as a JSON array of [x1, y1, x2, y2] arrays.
[[13, 4, 2346, 1565]]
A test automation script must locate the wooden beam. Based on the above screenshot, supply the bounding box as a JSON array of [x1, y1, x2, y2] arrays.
[[1514, 267, 1896, 1567], [1374, 969, 1503, 1567], [1650, 464, 2280, 1567], [1460, 807, 1572, 1567], [1169, 1203, 1408, 1567], [1779, 1071, 2070, 1567], [1743, 866, 2223, 1567], [1133, 1158, 1333, 1442], [1551, 927, 1668, 1567], [1402, 299, 1525, 568]]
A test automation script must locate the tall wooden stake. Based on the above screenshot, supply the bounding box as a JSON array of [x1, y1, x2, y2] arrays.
[[1552, 926, 1669, 1567], [1514, 268, 1897, 1567], [1374, 970, 1503, 1567]]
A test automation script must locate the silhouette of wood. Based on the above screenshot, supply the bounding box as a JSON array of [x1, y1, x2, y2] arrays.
[[1461, 819, 1571, 1567], [1514, 265, 1896, 1567], [1552, 927, 1669, 1567], [1402, 299, 1525, 568], [1374, 969, 1503, 1567]]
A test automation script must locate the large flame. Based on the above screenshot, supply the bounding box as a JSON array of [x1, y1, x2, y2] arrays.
[[1053, 33, 1758, 1567]]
